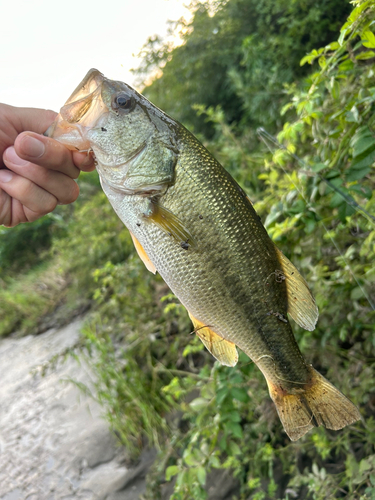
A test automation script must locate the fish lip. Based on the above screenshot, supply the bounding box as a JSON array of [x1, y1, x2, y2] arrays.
[[64, 69, 105, 107]]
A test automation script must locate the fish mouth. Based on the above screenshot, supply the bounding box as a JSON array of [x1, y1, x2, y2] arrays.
[[45, 69, 108, 151]]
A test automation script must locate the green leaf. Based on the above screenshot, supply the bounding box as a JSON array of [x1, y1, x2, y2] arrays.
[[318, 55, 327, 69], [350, 147, 375, 170], [331, 79, 340, 99], [166, 465, 180, 481], [338, 27, 349, 46], [311, 162, 326, 172], [189, 397, 209, 412], [225, 421, 243, 439], [183, 449, 199, 466], [196, 467, 207, 486], [346, 166, 372, 182], [210, 455, 221, 468], [229, 441, 241, 456], [352, 137, 375, 159], [330, 192, 344, 208], [362, 30, 375, 48], [339, 59, 354, 71], [346, 106, 360, 123], [350, 127, 375, 158], [176, 470, 186, 487], [326, 41, 340, 50], [231, 387, 249, 403], [356, 50, 375, 60], [300, 54, 313, 66], [216, 386, 229, 405], [338, 202, 355, 222]]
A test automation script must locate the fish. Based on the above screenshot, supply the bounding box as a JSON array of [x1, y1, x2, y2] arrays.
[[46, 69, 361, 440]]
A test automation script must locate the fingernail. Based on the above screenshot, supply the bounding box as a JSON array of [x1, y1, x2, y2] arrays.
[[0, 170, 14, 183], [20, 135, 45, 158], [4, 147, 29, 166]]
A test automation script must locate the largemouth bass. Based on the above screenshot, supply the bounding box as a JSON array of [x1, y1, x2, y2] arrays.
[[47, 69, 361, 440]]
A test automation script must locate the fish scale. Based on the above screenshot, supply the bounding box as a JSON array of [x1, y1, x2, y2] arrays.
[[119, 129, 311, 388], [47, 69, 361, 440]]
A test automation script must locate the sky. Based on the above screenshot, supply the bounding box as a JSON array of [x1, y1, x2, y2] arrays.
[[1, 0, 191, 111]]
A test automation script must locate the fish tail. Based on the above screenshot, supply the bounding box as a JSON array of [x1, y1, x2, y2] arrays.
[[266, 366, 361, 441]]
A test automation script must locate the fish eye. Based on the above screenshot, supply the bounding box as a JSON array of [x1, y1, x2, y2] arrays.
[[112, 93, 134, 112]]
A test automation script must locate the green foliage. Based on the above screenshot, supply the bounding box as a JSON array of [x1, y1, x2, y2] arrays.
[[0, 173, 133, 336], [108, 2, 375, 498], [137, 0, 351, 135], [74, 256, 194, 458], [2, 1, 375, 499], [0, 214, 61, 273], [0, 261, 66, 336]]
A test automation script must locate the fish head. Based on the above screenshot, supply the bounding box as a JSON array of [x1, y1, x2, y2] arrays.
[[46, 69, 178, 194]]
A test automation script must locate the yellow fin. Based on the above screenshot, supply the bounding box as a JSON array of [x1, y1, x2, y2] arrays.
[[129, 232, 156, 274], [274, 246, 318, 331], [148, 201, 197, 250], [267, 366, 361, 441], [188, 312, 238, 367]]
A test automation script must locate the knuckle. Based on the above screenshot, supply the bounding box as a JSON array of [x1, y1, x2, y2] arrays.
[[68, 182, 80, 202], [60, 181, 79, 204], [32, 190, 57, 215], [42, 196, 58, 214], [45, 109, 58, 122]]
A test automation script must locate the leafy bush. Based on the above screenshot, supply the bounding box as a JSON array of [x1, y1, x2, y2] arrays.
[[138, 0, 351, 135], [77, 2, 375, 499], [1, 1, 374, 499]]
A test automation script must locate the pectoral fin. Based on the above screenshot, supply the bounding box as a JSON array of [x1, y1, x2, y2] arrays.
[[188, 312, 238, 367], [274, 246, 318, 331], [147, 201, 197, 250], [129, 232, 156, 274]]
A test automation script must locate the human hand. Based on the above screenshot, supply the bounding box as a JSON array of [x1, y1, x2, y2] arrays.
[[0, 104, 95, 227]]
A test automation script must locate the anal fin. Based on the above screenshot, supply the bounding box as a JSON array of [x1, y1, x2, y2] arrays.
[[274, 245, 319, 331], [129, 232, 157, 274], [188, 312, 238, 367]]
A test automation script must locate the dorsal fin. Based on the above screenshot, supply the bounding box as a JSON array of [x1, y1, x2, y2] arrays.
[[274, 246, 318, 331], [188, 312, 238, 367], [129, 232, 157, 274]]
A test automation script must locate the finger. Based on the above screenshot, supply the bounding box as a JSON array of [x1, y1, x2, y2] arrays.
[[0, 169, 57, 215], [3, 104, 57, 136], [1, 196, 43, 227], [14, 132, 81, 179], [72, 150, 96, 172], [0, 189, 12, 226], [3, 147, 80, 205], [3, 197, 28, 227]]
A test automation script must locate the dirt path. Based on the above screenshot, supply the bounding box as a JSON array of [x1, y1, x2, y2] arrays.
[[0, 319, 153, 500]]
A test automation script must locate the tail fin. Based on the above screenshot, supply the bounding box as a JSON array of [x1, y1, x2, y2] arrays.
[[267, 366, 361, 441]]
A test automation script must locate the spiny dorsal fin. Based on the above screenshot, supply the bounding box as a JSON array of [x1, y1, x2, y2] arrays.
[[129, 231, 157, 274], [147, 201, 197, 250], [188, 311, 238, 367], [274, 246, 318, 331]]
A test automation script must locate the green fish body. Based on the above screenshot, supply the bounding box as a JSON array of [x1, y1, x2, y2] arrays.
[[47, 69, 361, 440]]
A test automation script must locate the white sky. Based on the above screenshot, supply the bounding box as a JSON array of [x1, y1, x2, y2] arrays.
[[1, 0, 191, 111]]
